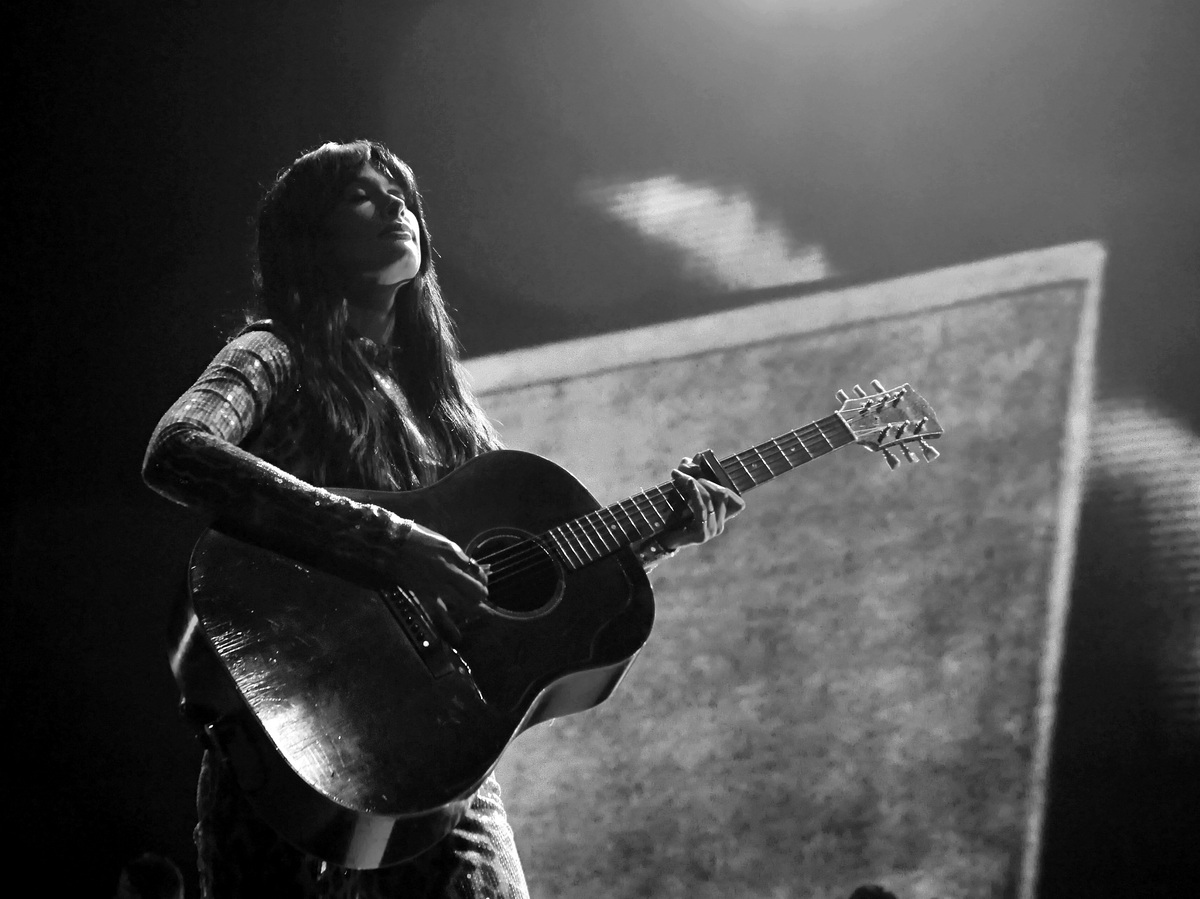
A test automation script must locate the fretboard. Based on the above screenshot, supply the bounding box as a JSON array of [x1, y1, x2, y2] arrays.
[[542, 413, 855, 570]]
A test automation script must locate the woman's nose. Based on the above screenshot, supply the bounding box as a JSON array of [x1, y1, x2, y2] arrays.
[[384, 195, 405, 219]]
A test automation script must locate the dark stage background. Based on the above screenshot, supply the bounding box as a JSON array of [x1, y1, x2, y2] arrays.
[[8, 1, 1199, 896]]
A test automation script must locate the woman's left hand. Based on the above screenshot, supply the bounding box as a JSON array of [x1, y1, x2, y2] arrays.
[[661, 457, 747, 551]]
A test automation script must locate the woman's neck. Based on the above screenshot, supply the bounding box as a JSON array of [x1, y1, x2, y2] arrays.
[[345, 282, 400, 344]]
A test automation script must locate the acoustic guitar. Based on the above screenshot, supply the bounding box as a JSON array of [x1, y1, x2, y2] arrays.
[[170, 380, 941, 869]]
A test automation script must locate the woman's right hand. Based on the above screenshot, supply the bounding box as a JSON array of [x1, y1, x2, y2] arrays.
[[392, 522, 489, 644]]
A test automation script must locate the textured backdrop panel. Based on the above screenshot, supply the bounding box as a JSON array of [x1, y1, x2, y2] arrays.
[[470, 245, 1102, 899]]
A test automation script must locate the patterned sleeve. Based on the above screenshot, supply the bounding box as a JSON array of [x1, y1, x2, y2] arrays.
[[142, 329, 413, 582]]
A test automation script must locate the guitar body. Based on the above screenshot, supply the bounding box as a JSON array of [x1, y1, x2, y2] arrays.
[[171, 450, 655, 869]]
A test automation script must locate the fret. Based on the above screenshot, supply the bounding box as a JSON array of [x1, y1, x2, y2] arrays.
[[793, 428, 818, 464], [629, 505, 647, 540], [730, 453, 758, 491], [543, 527, 563, 564], [749, 453, 770, 481], [588, 510, 621, 552], [812, 417, 838, 452], [630, 492, 658, 532], [744, 458, 763, 487], [556, 521, 579, 564], [767, 436, 787, 471], [571, 516, 600, 564], [596, 506, 628, 546], [773, 432, 795, 468], [649, 486, 674, 526], [569, 517, 602, 563], [565, 524, 592, 568], [606, 504, 637, 543], [575, 514, 601, 559], [548, 526, 584, 569], [750, 444, 777, 477]]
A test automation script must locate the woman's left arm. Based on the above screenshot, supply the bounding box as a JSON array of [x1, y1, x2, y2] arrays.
[[634, 457, 746, 570]]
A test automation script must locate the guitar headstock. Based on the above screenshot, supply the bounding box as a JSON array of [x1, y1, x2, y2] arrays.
[[835, 380, 943, 469]]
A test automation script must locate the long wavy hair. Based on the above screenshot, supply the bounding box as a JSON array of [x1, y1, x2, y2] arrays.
[[247, 139, 500, 490]]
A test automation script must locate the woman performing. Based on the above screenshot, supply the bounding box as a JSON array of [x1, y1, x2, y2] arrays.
[[143, 139, 744, 898]]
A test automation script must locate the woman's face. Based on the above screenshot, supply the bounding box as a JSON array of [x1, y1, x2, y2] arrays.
[[323, 162, 422, 287]]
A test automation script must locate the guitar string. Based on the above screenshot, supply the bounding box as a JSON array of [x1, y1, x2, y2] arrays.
[[476, 424, 832, 585], [479, 405, 889, 584], [475, 399, 926, 582], [478, 483, 682, 580], [477, 423, 827, 582]]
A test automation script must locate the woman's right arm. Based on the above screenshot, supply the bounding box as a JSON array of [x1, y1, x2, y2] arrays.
[[143, 330, 482, 608]]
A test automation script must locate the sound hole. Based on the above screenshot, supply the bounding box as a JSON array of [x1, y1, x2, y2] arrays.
[[474, 531, 563, 617]]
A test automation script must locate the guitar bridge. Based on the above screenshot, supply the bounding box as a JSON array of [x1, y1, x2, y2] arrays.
[[379, 586, 472, 681]]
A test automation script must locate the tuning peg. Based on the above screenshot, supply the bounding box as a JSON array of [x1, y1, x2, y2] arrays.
[[853, 384, 867, 398], [913, 416, 928, 434], [919, 439, 940, 462], [870, 379, 885, 393], [881, 448, 900, 470], [900, 441, 917, 463], [835, 389, 850, 403]]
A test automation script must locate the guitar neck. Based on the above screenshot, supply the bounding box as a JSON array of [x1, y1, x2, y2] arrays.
[[542, 413, 855, 570], [714, 412, 858, 494]]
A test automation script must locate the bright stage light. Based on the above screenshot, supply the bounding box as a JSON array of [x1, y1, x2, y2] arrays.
[[582, 175, 833, 291]]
